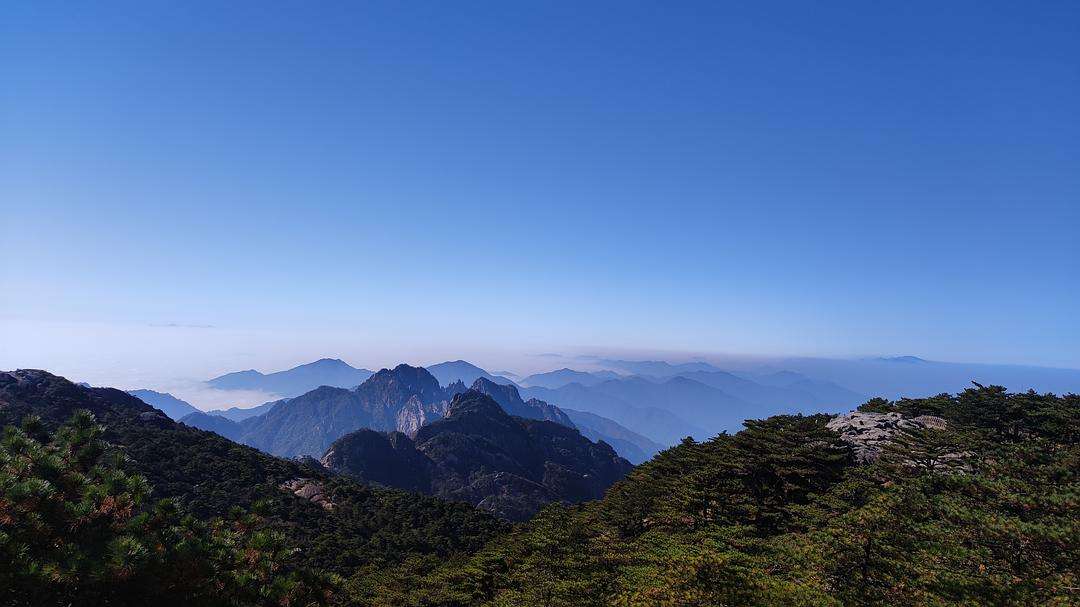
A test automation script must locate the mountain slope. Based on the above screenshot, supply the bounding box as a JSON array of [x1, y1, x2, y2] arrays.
[[322, 390, 632, 520], [207, 358, 374, 397], [178, 410, 243, 441], [127, 389, 201, 419], [562, 408, 665, 464]]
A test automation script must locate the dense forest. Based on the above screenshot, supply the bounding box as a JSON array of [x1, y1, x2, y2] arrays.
[[2, 370, 1076, 605]]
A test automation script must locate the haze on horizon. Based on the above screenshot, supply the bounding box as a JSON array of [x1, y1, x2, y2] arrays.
[[3, 2, 1078, 387]]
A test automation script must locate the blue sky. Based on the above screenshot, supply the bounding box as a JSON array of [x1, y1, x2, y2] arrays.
[[2, 1, 1078, 381]]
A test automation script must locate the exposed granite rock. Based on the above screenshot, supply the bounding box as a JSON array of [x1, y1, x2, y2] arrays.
[[137, 410, 172, 426], [395, 394, 449, 438], [280, 478, 335, 511], [826, 411, 947, 462]]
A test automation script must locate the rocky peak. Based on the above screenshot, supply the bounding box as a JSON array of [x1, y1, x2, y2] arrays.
[[360, 364, 445, 404], [445, 389, 509, 419], [445, 379, 468, 397], [471, 376, 524, 405]]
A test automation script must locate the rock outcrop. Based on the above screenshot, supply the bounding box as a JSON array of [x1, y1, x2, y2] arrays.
[[280, 478, 335, 511], [826, 411, 948, 462]]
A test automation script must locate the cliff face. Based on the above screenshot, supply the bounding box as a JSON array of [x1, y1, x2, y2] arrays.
[[322, 390, 633, 520]]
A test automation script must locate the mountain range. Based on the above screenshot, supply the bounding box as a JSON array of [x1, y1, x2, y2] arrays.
[[178, 365, 662, 464], [154, 357, 869, 456], [322, 389, 632, 520], [3, 368, 631, 523], [142, 353, 1080, 466]]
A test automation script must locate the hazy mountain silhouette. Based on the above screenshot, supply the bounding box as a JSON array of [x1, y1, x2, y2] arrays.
[[205, 399, 283, 421], [206, 358, 373, 397], [595, 359, 723, 377], [600, 356, 1080, 401], [425, 360, 515, 387], [751, 370, 866, 406], [520, 368, 621, 389], [560, 408, 664, 464], [671, 370, 865, 411], [521, 383, 706, 445], [876, 355, 928, 364], [128, 389, 201, 420]]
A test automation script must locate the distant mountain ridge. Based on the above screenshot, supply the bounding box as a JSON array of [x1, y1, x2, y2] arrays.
[[521, 382, 707, 445], [425, 360, 516, 387], [520, 368, 621, 388], [205, 399, 282, 421], [127, 389, 201, 420], [206, 358, 373, 397], [322, 389, 632, 520], [595, 359, 724, 377], [181, 362, 659, 465], [178, 410, 244, 440], [561, 408, 665, 464]]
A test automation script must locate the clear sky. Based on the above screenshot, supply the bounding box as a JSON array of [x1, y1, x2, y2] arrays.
[[2, 1, 1079, 384]]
